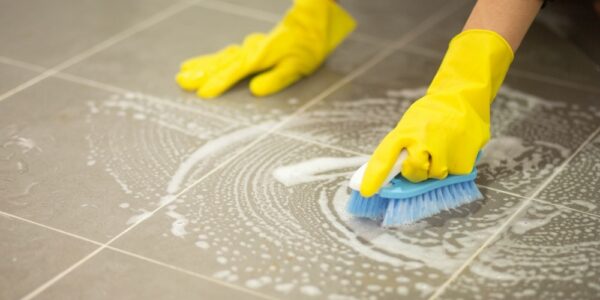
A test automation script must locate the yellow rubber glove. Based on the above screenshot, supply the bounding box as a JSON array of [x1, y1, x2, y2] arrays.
[[176, 0, 356, 99], [360, 30, 514, 197]]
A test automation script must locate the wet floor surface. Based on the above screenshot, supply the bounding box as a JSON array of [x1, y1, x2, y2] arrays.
[[1, 0, 599, 299]]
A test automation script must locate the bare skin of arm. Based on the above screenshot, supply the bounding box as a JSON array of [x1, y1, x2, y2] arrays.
[[463, 0, 544, 51]]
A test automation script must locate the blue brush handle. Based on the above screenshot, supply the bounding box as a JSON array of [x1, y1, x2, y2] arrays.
[[379, 151, 482, 199]]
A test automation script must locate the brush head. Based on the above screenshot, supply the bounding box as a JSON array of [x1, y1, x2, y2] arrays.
[[347, 180, 483, 227], [347, 163, 484, 227], [347, 151, 483, 226]]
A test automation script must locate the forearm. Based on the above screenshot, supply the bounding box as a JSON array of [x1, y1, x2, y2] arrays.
[[463, 0, 543, 51]]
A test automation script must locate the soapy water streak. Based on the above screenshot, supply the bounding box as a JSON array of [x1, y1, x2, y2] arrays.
[[82, 88, 600, 299]]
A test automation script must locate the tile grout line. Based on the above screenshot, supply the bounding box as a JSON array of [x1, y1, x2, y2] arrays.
[[0, 56, 48, 73], [428, 124, 600, 300], [475, 184, 528, 199], [0, 0, 194, 104], [476, 184, 600, 219], [0, 210, 104, 247], [531, 198, 600, 219]]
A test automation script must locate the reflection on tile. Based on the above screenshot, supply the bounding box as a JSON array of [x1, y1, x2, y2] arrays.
[[115, 135, 524, 299], [65, 6, 383, 124], [0, 62, 40, 95], [0, 0, 176, 67], [537, 133, 600, 215], [38, 249, 262, 300], [409, 3, 600, 89], [440, 201, 600, 299], [0, 77, 252, 241], [0, 214, 96, 299], [282, 50, 600, 196]]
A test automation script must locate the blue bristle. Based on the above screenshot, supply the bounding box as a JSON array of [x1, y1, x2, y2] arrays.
[[346, 190, 388, 220], [343, 181, 482, 227], [379, 181, 483, 227]]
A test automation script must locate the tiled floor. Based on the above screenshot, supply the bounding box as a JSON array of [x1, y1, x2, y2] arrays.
[[1, 0, 599, 299]]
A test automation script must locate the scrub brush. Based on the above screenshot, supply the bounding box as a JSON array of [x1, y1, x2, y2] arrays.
[[347, 150, 483, 227]]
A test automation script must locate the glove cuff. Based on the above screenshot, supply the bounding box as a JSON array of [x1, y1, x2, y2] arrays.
[[426, 29, 514, 111]]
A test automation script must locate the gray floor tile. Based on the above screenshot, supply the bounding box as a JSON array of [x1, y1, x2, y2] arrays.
[[281, 49, 600, 196], [0, 76, 251, 242], [37, 249, 264, 300], [113, 134, 524, 299], [64, 6, 383, 125], [0, 62, 40, 95], [0, 213, 97, 299], [537, 132, 600, 215], [409, 3, 600, 90], [439, 201, 600, 300], [220, 0, 464, 42], [0, 0, 176, 67]]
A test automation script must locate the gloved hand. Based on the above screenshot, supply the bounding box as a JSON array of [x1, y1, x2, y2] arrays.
[[176, 0, 356, 99], [360, 30, 514, 197]]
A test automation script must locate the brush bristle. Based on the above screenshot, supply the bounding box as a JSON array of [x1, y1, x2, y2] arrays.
[[347, 181, 483, 226], [347, 191, 389, 220]]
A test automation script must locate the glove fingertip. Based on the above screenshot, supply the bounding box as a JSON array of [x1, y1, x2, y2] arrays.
[[249, 78, 277, 97], [176, 72, 200, 91], [249, 71, 299, 97], [197, 86, 221, 100], [358, 161, 389, 197], [359, 183, 377, 198]]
